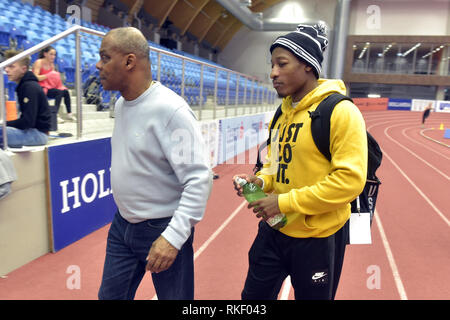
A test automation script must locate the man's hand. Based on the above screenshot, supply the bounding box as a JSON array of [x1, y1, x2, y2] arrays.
[[248, 194, 281, 220], [146, 236, 179, 273], [232, 174, 263, 197]]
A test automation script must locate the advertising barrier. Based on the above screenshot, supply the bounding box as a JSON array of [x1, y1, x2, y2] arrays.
[[388, 98, 412, 111], [411, 99, 436, 112], [47, 138, 116, 252], [44, 113, 273, 251], [200, 119, 220, 169], [436, 100, 450, 113], [217, 113, 266, 165], [352, 98, 389, 111]]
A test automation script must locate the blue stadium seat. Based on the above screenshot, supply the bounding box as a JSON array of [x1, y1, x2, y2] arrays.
[[64, 66, 76, 86], [29, 18, 44, 29], [8, 2, 21, 10], [55, 44, 70, 58], [101, 90, 111, 107], [52, 15, 65, 23], [3, 74, 11, 100], [3, 11, 16, 21], [41, 10, 52, 18], [32, 5, 46, 13], [9, 0, 20, 7], [22, 1, 33, 9], [89, 44, 100, 54], [6, 80, 16, 102], [40, 33, 52, 41], [20, 12, 32, 22], [42, 26, 54, 36], [21, 7, 32, 15], [82, 51, 97, 65], [0, 26, 10, 47], [54, 26, 65, 34], [11, 18, 26, 29], [42, 18, 54, 27], [9, 27, 27, 49], [57, 37, 71, 47], [27, 23, 39, 31], [0, 15, 10, 26], [56, 57, 68, 71]]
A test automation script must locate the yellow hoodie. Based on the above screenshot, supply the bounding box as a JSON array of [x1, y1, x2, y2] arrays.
[[258, 79, 368, 238]]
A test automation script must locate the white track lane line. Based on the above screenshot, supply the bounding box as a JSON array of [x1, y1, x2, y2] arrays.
[[384, 126, 450, 180], [272, 116, 446, 301], [194, 200, 247, 260], [368, 118, 449, 300], [402, 127, 450, 160], [382, 148, 450, 227], [374, 210, 408, 300], [419, 128, 450, 148], [151, 200, 247, 300], [367, 120, 449, 226]]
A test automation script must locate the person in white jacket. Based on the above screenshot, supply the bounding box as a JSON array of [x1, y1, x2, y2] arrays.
[[96, 27, 212, 300]]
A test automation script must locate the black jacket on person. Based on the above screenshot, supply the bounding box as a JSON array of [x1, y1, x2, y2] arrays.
[[6, 71, 51, 133]]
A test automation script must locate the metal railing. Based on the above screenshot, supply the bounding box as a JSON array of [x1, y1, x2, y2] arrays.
[[1, 24, 276, 149]]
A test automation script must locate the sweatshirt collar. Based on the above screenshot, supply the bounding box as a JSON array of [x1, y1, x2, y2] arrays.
[[123, 81, 158, 106], [281, 78, 347, 114], [16, 71, 38, 90]]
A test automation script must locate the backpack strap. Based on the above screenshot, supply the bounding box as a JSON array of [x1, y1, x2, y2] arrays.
[[310, 93, 353, 161], [254, 104, 283, 174], [366, 131, 382, 180]]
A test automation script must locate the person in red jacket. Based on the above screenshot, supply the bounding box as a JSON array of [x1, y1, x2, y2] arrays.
[[32, 46, 76, 122]]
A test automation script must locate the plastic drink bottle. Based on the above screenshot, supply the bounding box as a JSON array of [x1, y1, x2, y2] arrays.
[[235, 177, 287, 230]]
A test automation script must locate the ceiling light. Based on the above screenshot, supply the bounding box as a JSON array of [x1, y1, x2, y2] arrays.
[[240, 0, 252, 7], [402, 43, 421, 57]]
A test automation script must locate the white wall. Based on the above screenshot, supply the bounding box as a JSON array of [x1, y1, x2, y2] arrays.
[[218, 0, 337, 80], [218, 0, 450, 80], [218, 28, 285, 82], [349, 0, 450, 35]]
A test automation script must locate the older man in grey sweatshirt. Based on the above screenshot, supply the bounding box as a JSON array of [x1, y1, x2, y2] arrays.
[[97, 27, 212, 300]]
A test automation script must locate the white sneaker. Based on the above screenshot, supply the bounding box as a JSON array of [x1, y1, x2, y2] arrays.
[[57, 116, 65, 124], [66, 114, 76, 121]]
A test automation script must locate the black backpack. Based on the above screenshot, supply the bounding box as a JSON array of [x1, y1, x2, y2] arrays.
[[254, 93, 383, 242]]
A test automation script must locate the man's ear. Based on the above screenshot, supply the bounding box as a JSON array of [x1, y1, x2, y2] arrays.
[[125, 53, 137, 70], [305, 65, 312, 72], [21, 64, 28, 74]]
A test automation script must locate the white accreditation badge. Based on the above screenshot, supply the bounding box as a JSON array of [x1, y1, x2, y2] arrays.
[[349, 212, 372, 244]]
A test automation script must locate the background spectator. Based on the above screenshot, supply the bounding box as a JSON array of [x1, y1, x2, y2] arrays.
[[2, 50, 50, 148], [32, 46, 76, 122]]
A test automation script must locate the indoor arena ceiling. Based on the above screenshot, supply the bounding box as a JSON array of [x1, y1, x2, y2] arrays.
[[119, 0, 284, 50]]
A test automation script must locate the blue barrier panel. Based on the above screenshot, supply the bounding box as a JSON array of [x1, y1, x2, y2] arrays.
[[444, 129, 450, 139], [47, 138, 116, 252], [437, 101, 450, 113], [388, 98, 412, 111]]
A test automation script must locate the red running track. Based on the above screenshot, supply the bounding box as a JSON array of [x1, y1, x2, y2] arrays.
[[0, 110, 448, 300]]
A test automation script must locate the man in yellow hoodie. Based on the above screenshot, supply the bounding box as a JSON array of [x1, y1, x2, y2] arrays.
[[233, 24, 368, 300]]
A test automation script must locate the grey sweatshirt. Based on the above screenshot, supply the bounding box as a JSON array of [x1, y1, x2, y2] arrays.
[[111, 82, 212, 250]]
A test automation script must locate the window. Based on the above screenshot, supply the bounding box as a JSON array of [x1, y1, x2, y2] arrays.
[[351, 41, 450, 76]]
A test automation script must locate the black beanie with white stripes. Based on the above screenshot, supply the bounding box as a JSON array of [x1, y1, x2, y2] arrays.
[[270, 23, 329, 79]]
